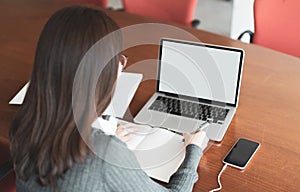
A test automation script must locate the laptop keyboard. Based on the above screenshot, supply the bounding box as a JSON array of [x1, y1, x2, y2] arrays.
[[148, 96, 229, 124]]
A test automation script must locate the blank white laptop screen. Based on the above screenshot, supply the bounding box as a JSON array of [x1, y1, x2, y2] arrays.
[[158, 40, 243, 105]]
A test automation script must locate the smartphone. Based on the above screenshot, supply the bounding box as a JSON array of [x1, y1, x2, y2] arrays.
[[223, 138, 260, 169]]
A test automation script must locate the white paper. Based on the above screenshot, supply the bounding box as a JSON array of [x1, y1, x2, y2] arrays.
[[118, 120, 153, 150], [91, 117, 118, 135], [102, 72, 142, 117], [143, 148, 185, 182], [133, 129, 185, 182], [9, 82, 29, 104], [115, 119, 185, 183], [9, 72, 142, 119]]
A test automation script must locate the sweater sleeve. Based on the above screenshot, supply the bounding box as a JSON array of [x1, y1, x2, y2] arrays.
[[167, 144, 203, 191], [103, 140, 203, 192]]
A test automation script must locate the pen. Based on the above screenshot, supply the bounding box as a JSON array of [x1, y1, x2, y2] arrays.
[[182, 121, 210, 143], [190, 121, 210, 134]]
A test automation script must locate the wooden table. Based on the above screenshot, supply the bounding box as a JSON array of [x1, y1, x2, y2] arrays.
[[1, 0, 299, 191]]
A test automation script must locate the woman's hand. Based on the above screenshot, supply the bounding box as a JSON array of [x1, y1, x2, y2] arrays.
[[115, 125, 132, 142], [183, 131, 209, 150]]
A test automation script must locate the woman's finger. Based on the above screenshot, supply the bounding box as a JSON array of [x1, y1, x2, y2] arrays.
[[118, 133, 133, 142], [116, 126, 134, 142]]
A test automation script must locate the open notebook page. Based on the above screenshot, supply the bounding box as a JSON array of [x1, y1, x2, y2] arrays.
[[116, 119, 185, 182], [132, 128, 185, 182]]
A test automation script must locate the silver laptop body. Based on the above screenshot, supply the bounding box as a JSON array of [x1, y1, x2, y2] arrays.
[[134, 39, 244, 142]]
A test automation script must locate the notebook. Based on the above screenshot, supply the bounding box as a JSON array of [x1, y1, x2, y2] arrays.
[[92, 118, 186, 183]]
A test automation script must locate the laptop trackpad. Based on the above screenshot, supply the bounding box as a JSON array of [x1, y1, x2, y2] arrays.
[[148, 112, 202, 133]]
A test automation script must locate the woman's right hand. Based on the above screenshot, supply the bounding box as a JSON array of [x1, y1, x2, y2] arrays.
[[183, 131, 209, 150]]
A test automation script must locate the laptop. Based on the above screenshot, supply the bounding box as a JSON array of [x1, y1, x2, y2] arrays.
[[134, 39, 244, 141]]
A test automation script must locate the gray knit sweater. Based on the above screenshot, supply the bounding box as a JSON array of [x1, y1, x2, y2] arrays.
[[16, 129, 203, 192]]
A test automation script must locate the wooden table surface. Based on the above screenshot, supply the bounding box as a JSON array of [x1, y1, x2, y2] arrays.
[[0, 0, 299, 191]]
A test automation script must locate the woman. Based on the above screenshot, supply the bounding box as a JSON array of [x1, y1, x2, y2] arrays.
[[10, 6, 208, 192]]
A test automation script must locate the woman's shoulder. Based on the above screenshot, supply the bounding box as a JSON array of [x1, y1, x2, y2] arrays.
[[16, 130, 139, 192]]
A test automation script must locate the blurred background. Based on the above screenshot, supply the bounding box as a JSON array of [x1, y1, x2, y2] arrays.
[[109, 0, 255, 44]]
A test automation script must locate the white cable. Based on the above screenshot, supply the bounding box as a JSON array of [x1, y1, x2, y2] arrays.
[[209, 164, 228, 192]]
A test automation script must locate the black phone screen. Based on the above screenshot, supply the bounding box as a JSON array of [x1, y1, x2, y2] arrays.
[[223, 138, 260, 169]]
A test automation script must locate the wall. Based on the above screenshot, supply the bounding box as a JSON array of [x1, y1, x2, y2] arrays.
[[230, 0, 254, 42]]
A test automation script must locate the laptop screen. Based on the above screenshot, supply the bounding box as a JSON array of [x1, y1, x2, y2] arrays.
[[158, 39, 244, 106]]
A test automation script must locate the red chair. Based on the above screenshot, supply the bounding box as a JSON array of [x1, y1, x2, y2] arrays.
[[62, 0, 108, 8], [0, 137, 16, 192], [121, 0, 200, 27], [238, 0, 300, 58]]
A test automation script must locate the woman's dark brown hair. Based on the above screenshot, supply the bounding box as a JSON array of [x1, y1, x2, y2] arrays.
[[9, 6, 121, 188]]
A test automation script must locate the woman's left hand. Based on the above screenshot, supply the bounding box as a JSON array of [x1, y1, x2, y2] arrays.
[[115, 125, 133, 142]]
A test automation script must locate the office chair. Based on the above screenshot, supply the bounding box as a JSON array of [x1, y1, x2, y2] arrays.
[[0, 137, 16, 192], [62, 0, 108, 8], [238, 0, 300, 58], [121, 0, 200, 28]]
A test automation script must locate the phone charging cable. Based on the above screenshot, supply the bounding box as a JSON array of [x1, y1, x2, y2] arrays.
[[209, 164, 228, 192]]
